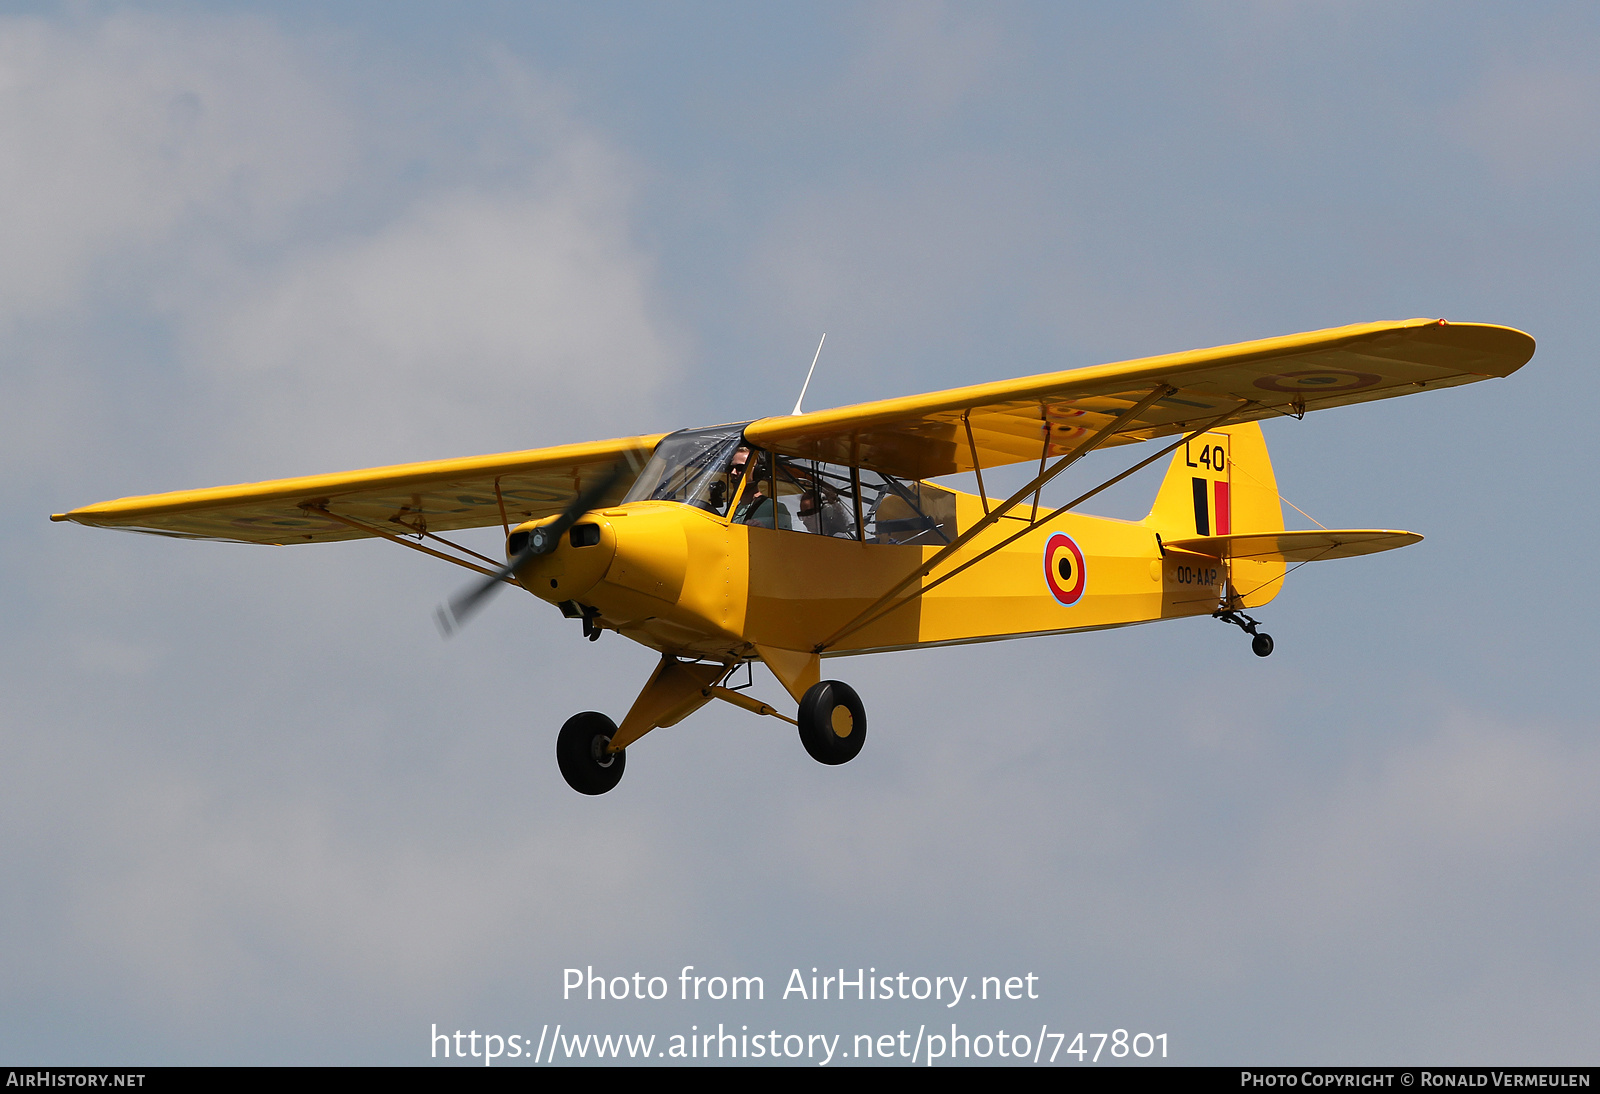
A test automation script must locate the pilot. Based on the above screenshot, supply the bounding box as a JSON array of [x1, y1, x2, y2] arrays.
[[726, 447, 752, 515], [731, 449, 790, 529]]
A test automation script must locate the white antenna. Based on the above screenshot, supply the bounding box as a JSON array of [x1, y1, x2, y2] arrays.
[[791, 333, 826, 416]]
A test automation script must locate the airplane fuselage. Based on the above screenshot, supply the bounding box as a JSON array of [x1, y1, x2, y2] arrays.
[[513, 489, 1258, 663]]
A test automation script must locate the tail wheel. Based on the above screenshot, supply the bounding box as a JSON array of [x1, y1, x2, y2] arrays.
[[557, 711, 626, 795], [798, 680, 866, 765]]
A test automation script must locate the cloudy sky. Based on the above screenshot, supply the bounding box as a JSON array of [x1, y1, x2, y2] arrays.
[[3, 1, 1596, 1066]]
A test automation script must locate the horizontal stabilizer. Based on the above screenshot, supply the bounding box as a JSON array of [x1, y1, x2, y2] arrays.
[[1164, 529, 1422, 562]]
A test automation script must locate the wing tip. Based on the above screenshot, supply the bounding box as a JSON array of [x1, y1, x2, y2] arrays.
[[1417, 319, 1536, 375]]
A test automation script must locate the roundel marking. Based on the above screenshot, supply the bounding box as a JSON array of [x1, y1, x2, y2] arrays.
[[1044, 532, 1087, 606], [1253, 368, 1382, 394]]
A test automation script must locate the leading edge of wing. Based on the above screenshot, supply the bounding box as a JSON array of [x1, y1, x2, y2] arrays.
[[743, 319, 1534, 478], [1164, 529, 1424, 562], [51, 433, 667, 544]]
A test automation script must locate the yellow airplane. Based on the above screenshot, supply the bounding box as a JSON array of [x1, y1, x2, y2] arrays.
[[54, 318, 1533, 794]]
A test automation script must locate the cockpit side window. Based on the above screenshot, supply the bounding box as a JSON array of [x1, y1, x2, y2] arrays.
[[766, 454, 955, 545], [860, 470, 955, 545], [770, 456, 855, 537]]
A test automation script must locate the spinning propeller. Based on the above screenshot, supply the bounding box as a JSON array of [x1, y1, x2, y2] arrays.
[[434, 456, 637, 636]]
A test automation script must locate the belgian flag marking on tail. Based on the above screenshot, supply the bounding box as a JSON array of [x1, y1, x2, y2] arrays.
[[1044, 532, 1087, 606], [1191, 478, 1232, 536]]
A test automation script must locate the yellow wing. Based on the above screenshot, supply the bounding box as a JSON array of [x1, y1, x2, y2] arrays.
[[51, 434, 665, 545], [744, 319, 1534, 480]]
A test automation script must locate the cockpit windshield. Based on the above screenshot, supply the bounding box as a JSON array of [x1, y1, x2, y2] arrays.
[[622, 423, 751, 514], [622, 423, 956, 543]]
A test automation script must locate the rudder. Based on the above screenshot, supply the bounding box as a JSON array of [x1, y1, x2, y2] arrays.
[[1143, 422, 1286, 607]]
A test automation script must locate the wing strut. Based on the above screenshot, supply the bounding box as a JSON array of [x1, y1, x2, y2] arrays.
[[303, 504, 515, 582], [816, 400, 1249, 652], [1030, 408, 1050, 522], [961, 411, 990, 516], [493, 477, 511, 539], [813, 384, 1177, 652]]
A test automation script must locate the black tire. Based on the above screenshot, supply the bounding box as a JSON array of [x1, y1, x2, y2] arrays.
[[797, 680, 866, 765], [557, 711, 626, 795], [1252, 633, 1274, 658]]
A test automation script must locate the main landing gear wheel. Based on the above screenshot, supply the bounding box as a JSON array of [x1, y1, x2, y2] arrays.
[[557, 711, 625, 795], [798, 680, 866, 765], [1252, 632, 1274, 658]]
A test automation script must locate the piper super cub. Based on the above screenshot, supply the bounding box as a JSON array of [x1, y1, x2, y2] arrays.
[[54, 318, 1534, 794]]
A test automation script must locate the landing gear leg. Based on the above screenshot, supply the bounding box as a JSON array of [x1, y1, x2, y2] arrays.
[[1213, 607, 1274, 657], [556, 600, 604, 641]]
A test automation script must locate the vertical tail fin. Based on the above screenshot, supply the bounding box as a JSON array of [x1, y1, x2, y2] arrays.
[[1143, 422, 1285, 607], [1144, 422, 1283, 537]]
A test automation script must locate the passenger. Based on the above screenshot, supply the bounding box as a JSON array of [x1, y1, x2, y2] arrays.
[[796, 491, 820, 532], [798, 489, 854, 537], [818, 490, 854, 537]]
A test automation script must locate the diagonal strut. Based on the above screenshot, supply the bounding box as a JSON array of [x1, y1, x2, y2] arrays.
[[814, 384, 1176, 652]]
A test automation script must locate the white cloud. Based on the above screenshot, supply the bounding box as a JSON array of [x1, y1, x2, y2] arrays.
[[188, 143, 679, 470], [0, 12, 351, 330], [68, 775, 686, 1013], [0, 11, 681, 483]]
